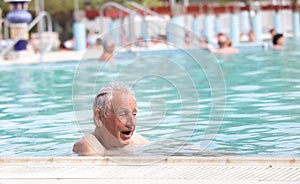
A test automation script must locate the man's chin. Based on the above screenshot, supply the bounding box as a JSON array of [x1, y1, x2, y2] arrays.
[[119, 138, 132, 147]]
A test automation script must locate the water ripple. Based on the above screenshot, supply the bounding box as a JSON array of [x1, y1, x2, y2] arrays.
[[0, 40, 300, 156]]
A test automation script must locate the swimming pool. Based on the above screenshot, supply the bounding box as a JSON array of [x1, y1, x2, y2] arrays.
[[0, 38, 299, 157]]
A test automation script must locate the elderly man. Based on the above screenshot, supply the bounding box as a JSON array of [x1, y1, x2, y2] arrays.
[[73, 82, 148, 156]]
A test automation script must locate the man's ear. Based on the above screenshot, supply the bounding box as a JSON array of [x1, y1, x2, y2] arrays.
[[94, 108, 104, 127]]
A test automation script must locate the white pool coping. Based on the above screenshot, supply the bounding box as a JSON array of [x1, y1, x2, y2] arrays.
[[0, 156, 299, 183], [0, 41, 271, 66], [0, 50, 87, 65]]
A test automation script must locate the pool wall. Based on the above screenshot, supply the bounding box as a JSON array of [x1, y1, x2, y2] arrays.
[[0, 156, 299, 183]]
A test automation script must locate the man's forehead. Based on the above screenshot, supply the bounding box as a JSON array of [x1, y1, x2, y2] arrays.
[[112, 91, 136, 103], [111, 91, 137, 112], [113, 91, 133, 98]]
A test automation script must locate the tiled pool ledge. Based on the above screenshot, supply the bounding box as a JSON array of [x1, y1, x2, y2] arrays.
[[0, 156, 299, 165], [0, 157, 299, 184]]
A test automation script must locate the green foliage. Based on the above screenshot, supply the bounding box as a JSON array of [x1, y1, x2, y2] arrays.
[[82, 0, 162, 8], [27, 0, 163, 16], [140, 0, 163, 7], [43, 0, 75, 15], [0, 1, 10, 15]]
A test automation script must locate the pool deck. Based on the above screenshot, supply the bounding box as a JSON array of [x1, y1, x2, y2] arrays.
[[0, 50, 88, 65], [0, 41, 271, 66], [0, 156, 299, 183]]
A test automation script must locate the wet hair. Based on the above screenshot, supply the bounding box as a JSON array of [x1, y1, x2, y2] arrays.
[[272, 33, 283, 45], [94, 82, 135, 116]]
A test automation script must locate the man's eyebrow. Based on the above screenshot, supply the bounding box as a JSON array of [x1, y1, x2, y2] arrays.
[[116, 108, 130, 112], [118, 108, 128, 111], [118, 108, 137, 112]]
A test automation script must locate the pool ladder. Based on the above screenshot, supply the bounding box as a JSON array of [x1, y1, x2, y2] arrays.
[[99, 2, 168, 46], [99, 2, 201, 49]]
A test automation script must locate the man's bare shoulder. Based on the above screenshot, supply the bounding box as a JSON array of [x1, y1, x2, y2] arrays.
[[73, 134, 106, 156], [131, 132, 149, 145]]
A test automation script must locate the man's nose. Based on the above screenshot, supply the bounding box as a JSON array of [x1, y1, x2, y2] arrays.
[[125, 114, 135, 129]]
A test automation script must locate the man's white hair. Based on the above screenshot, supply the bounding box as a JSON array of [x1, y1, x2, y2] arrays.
[[94, 82, 135, 116]]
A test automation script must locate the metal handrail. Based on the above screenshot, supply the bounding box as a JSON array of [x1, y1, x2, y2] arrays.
[[0, 11, 53, 57], [124, 1, 163, 18], [100, 2, 140, 43], [123, 1, 168, 44], [100, 2, 138, 17]]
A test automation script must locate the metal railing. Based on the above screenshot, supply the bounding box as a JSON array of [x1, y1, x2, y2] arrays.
[[99, 2, 171, 47], [0, 11, 53, 58], [124, 1, 167, 43], [99, 2, 195, 49], [124, 1, 162, 17], [100, 2, 139, 42]]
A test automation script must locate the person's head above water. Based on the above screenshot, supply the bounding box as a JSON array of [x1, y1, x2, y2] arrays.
[[214, 33, 239, 54], [273, 33, 284, 45], [99, 38, 115, 61], [217, 33, 228, 48], [73, 82, 148, 156], [102, 38, 115, 53], [93, 82, 137, 148], [272, 33, 284, 50], [270, 28, 276, 38]]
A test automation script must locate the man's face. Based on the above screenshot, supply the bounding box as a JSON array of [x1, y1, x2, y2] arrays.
[[102, 91, 137, 147]]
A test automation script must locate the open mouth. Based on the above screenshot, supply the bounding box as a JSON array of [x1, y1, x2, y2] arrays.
[[121, 131, 132, 136], [120, 130, 133, 140]]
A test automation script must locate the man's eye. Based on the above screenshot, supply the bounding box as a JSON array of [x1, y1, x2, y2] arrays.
[[118, 112, 127, 117]]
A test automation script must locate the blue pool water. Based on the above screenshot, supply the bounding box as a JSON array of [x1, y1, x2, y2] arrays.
[[0, 39, 299, 157]]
